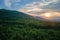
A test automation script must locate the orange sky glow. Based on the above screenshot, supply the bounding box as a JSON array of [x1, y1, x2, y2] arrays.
[[39, 11, 60, 19]]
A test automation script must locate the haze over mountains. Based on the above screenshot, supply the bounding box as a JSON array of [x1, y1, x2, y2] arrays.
[[21, 10, 60, 22], [0, 9, 60, 22]]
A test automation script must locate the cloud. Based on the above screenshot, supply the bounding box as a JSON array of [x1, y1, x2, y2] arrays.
[[4, 0, 21, 8], [4, 0, 11, 8], [35, 0, 57, 7], [18, 0, 58, 14]]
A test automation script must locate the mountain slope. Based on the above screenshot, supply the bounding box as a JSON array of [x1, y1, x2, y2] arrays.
[[0, 9, 33, 22]]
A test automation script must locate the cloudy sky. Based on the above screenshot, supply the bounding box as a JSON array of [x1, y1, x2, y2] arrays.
[[0, 0, 60, 11], [0, 0, 60, 22]]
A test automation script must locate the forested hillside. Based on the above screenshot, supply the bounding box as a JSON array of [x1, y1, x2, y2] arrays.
[[0, 9, 60, 40]]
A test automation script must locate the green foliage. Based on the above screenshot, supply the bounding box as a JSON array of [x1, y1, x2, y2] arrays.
[[0, 23, 60, 40]]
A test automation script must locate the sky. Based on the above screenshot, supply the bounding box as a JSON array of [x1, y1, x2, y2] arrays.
[[0, 0, 60, 11], [0, 0, 60, 22], [0, 0, 34, 10]]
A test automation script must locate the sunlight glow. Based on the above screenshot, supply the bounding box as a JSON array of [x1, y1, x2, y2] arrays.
[[39, 11, 60, 20], [44, 13, 51, 18]]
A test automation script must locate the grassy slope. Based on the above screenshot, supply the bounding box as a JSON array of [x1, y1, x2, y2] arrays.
[[0, 9, 60, 40]]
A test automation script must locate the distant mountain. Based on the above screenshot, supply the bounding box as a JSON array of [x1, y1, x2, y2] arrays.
[[0, 9, 33, 22], [34, 15, 60, 22]]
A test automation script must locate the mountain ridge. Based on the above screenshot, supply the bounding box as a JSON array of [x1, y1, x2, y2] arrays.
[[0, 9, 34, 22]]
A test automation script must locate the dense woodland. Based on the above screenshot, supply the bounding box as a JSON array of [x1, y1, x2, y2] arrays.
[[0, 9, 60, 40]]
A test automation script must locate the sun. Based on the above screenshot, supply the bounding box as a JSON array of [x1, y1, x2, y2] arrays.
[[44, 13, 51, 18]]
